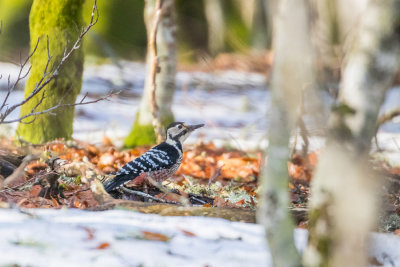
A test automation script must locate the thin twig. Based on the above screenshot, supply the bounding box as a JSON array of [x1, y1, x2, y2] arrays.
[[0, 39, 40, 115], [377, 108, 400, 127], [374, 133, 382, 152], [0, 176, 37, 193], [148, 0, 165, 143], [298, 117, 310, 157], [147, 175, 190, 206], [208, 165, 223, 185], [373, 108, 400, 151], [64, 187, 90, 196], [120, 186, 172, 203], [190, 195, 207, 205], [2, 91, 118, 124], [291, 88, 310, 158]]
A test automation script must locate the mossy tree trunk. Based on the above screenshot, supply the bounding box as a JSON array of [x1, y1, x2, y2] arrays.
[[304, 1, 400, 266], [16, 0, 84, 144], [257, 0, 316, 266], [124, 0, 176, 148]]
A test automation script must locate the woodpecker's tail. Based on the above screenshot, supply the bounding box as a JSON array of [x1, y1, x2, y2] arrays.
[[103, 174, 134, 192]]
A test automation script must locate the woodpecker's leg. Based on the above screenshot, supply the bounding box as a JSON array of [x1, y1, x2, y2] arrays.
[[146, 176, 173, 198], [143, 182, 148, 194], [142, 183, 150, 202]]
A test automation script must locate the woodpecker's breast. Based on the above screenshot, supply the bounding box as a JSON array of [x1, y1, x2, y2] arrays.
[[147, 158, 182, 183]]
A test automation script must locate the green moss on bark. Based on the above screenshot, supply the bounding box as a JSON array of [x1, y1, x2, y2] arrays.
[[16, 0, 84, 144], [123, 112, 174, 148], [305, 198, 334, 266]]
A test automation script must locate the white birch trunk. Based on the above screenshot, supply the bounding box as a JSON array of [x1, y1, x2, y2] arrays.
[[138, 0, 176, 127], [304, 1, 400, 266], [124, 0, 177, 147], [257, 0, 316, 266], [310, 0, 368, 84]]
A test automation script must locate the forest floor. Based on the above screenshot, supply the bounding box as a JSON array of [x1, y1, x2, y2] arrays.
[[1, 59, 400, 266], [1, 138, 400, 266]]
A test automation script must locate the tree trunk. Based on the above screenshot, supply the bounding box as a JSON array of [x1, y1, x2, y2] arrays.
[[124, 0, 176, 148], [204, 0, 225, 55], [310, 0, 369, 85], [251, 0, 269, 51], [234, 0, 254, 29], [263, 0, 277, 50], [304, 1, 400, 266], [257, 0, 315, 266], [16, 0, 84, 144]]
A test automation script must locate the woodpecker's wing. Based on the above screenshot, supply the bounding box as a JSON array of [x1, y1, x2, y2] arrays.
[[103, 142, 180, 192]]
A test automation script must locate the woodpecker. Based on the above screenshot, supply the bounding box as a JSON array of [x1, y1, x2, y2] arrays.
[[103, 122, 204, 193]]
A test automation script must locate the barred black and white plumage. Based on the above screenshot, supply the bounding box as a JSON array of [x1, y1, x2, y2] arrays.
[[103, 122, 204, 193]]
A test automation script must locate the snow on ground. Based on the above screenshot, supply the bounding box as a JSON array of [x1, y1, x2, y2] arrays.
[[2, 61, 400, 159], [0, 208, 277, 267], [0, 208, 399, 267], [0, 61, 269, 149]]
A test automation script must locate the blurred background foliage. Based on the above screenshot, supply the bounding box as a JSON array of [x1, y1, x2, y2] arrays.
[[0, 0, 267, 63], [82, 0, 147, 60], [0, 0, 32, 62]]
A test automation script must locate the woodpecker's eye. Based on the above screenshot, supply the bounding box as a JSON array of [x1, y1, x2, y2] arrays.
[[177, 125, 182, 129]]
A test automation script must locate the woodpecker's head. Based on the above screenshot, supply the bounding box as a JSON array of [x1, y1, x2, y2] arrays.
[[166, 122, 204, 144]]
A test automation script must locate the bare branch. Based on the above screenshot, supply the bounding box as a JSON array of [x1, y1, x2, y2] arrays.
[[148, 0, 166, 143], [0, 38, 40, 115], [79, 92, 88, 104], [0, 0, 99, 124], [120, 186, 169, 203], [2, 91, 118, 124], [377, 108, 400, 127], [208, 165, 223, 185]]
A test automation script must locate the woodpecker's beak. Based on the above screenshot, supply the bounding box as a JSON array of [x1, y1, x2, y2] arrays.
[[187, 123, 204, 132]]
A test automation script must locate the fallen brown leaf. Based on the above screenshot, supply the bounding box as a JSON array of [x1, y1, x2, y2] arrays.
[[96, 242, 110, 249], [179, 228, 196, 237], [50, 196, 59, 207], [141, 231, 170, 242], [29, 185, 42, 197]]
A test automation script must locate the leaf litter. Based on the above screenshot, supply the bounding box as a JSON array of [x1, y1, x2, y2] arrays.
[[2, 135, 400, 232], [0, 135, 315, 225]]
